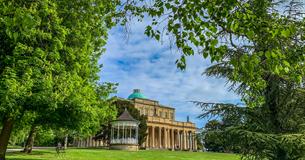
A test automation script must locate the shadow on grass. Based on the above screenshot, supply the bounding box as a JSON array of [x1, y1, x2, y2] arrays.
[[71, 147, 109, 150], [6, 150, 55, 160], [7, 150, 53, 156], [7, 158, 45, 160]]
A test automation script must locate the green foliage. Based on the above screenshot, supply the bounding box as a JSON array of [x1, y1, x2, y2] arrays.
[[202, 117, 242, 153], [34, 128, 56, 146], [0, 0, 119, 122], [204, 131, 226, 152], [121, 0, 305, 159], [0, 0, 120, 158], [227, 129, 305, 160], [195, 82, 305, 159], [203, 120, 227, 152], [122, 0, 305, 107]]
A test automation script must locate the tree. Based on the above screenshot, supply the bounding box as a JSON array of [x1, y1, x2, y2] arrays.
[[124, 0, 305, 99], [200, 107, 243, 153], [194, 85, 305, 159], [198, 52, 305, 158], [0, 0, 119, 159], [121, 0, 305, 159], [21, 82, 117, 153], [203, 120, 225, 152]]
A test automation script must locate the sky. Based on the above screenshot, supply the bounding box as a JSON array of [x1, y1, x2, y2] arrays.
[[99, 20, 241, 128]]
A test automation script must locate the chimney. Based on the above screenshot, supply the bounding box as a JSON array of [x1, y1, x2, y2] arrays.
[[134, 89, 141, 93]]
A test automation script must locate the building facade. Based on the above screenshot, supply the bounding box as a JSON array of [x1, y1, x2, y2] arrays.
[[73, 89, 197, 151], [128, 89, 197, 151]]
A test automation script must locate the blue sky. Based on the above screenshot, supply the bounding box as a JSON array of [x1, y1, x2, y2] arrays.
[[99, 20, 240, 128]]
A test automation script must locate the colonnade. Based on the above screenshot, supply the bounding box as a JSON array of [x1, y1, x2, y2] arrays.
[[144, 126, 197, 151], [73, 127, 197, 151], [73, 136, 107, 148]]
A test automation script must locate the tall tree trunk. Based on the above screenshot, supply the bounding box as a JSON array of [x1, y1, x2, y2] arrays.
[[64, 134, 68, 149], [23, 125, 37, 153], [0, 118, 14, 160], [265, 75, 287, 159], [265, 75, 281, 133]]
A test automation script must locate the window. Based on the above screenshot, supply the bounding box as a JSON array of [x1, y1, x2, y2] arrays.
[[151, 109, 154, 116], [170, 113, 174, 120]]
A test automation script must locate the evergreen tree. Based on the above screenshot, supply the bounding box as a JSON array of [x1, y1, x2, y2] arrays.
[[121, 0, 305, 158]]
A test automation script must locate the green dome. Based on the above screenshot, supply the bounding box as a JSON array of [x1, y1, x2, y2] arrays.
[[128, 89, 146, 99]]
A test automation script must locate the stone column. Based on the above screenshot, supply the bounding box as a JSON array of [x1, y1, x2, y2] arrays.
[[192, 132, 196, 151], [186, 132, 189, 150], [175, 130, 177, 149], [190, 132, 193, 151], [146, 128, 149, 148], [189, 133, 192, 151], [149, 127, 151, 148], [178, 131, 181, 150], [117, 124, 120, 139], [183, 130, 187, 150], [171, 129, 174, 150], [158, 127, 161, 148], [186, 133, 189, 150], [168, 128, 170, 149], [164, 128, 167, 149], [173, 130, 176, 149], [152, 126, 155, 148], [136, 126, 139, 144], [194, 132, 197, 151]]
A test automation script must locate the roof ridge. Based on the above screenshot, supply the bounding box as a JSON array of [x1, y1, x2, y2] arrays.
[[117, 109, 136, 121]]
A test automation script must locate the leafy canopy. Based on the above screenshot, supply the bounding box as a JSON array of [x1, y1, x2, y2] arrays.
[[122, 0, 305, 106], [0, 0, 120, 158]]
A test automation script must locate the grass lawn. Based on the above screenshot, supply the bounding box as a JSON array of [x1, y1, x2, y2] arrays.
[[7, 148, 239, 160]]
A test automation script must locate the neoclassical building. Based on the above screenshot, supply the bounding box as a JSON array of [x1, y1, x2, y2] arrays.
[[73, 89, 197, 151], [128, 89, 197, 151]]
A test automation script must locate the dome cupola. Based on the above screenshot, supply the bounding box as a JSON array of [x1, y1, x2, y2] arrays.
[[127, 89, 146, 99]]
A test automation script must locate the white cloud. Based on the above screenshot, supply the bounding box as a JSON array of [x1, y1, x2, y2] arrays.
[[99, 20, 240, 128]]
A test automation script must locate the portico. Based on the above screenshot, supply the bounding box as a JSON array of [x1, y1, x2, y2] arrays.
[[128, 89, 197, 151], [145, 124, 197, 150]]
